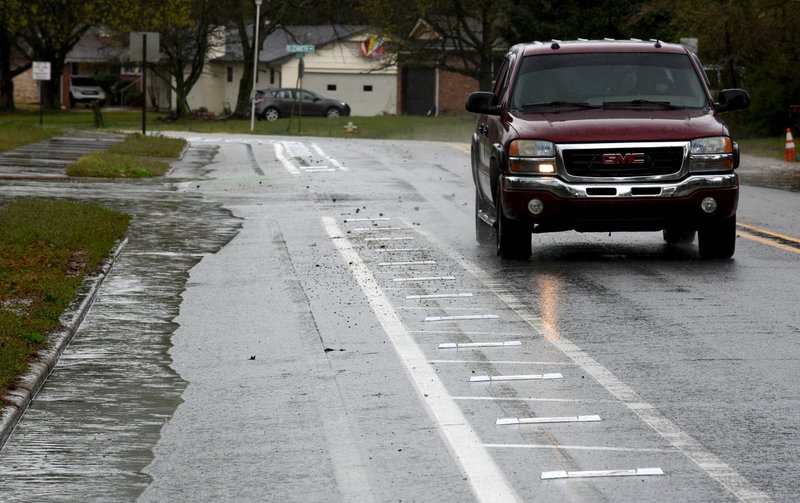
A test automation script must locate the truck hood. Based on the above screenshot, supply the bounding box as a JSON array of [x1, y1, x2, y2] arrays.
[[508, 108, 728, 143]]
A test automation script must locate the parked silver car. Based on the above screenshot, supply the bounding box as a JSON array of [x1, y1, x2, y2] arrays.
[[69, 76, 106, 107], [255, 88, 350, 121]]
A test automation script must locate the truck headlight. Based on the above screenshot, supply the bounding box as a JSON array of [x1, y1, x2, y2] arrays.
[[508, 140, 557, 174], [689, 136, 734, 171]]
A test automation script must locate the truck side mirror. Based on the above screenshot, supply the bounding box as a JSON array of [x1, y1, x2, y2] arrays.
[[465, 92, 500, 115], [716, 89, 750, 113]]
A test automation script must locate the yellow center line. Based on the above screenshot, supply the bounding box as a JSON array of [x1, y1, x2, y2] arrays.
[[737, 227, 800, 255], [737, 222, 800, 244]]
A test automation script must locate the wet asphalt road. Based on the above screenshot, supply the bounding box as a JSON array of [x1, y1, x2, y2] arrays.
[[1, 134, 799, 502]]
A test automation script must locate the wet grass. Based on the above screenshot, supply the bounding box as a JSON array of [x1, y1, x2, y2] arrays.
[[66, 152, 171, 177], [0, 198, 129, 397], [67, 134, 185, 178], [0, 128, 62, 152]]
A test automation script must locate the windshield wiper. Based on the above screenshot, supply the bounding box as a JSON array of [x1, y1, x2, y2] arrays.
[[519, 101, 597, 111], [602, 99, 679, 109]]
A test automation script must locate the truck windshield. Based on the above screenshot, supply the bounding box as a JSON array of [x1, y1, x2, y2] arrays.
[[510, 52, 709, 111]]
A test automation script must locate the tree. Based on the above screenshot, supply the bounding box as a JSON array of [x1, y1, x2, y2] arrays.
[[361, 0, 512, 91], [0, 0, 33, 112], [227, 0, 302, 117], [149, 0, 222, 118], [632, 0, 800, 135]]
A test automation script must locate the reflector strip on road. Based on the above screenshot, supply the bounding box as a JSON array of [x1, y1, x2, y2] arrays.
[[406, 293, 473, 299], [470, 373, 563, 382], [353, 227, 405, 232], [300, 167, 336, 172], [393, 276, 455, 283], [496, 415, 601, 425], [374, 248, 427, 253], [541, 468, 664, 480], [379, 261, 437, 266], [425, 314, 498, 321], [485, 444, 677, 453], [343, 217, 390, 223], [365, 237, 415, 242], [439, 341, 521, 349]]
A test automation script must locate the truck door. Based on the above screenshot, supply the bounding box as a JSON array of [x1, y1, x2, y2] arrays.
[[478, 56, 512, 203]]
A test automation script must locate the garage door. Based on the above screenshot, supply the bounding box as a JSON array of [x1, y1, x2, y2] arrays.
[[301, 73, 396, 116]]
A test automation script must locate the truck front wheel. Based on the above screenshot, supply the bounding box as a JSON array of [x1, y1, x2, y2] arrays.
[[698, 215, 736, 259], [496, 190, 531, 260]]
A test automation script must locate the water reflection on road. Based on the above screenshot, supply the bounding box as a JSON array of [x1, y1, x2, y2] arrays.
[[0, 146, 240, 500]]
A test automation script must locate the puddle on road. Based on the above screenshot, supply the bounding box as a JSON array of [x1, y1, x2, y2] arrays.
[[0, 148, 241, 500]]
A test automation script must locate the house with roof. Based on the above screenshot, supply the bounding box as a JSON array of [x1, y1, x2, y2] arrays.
[[399, 18, 506, 115], [188, 25, 398, 116]]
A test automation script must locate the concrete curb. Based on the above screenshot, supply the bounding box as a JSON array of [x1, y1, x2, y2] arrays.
[[0, 237, 128, 450]]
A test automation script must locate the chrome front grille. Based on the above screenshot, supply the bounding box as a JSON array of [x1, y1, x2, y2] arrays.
[[563, 146, 684, 177]]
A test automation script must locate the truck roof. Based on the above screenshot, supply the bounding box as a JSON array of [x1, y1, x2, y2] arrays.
[[514, 39, 689, 56]]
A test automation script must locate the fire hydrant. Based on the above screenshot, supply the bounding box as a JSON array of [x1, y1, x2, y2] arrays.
[[344, 121, 357, 138]]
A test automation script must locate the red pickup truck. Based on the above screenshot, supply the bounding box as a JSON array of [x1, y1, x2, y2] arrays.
[[466, 40, 750, 259]]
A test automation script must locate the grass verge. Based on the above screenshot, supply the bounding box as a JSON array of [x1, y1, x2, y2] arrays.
[[0, 128, 62, 152], [0, 198, 130, 397], [67, 135, 186, 178]]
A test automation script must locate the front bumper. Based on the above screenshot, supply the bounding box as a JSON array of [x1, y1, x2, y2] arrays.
[[501, 172, 738, 232]]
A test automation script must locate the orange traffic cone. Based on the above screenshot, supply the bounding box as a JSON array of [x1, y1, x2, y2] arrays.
[[786, 128, 796, 162]]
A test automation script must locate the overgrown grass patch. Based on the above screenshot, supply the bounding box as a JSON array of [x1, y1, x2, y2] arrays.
[[0, 198, 129, 396], [0, 128, 62, 152], [108, 134, 186, 158], [67, 152, 171, 178]]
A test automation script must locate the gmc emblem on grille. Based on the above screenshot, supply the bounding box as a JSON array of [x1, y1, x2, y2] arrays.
[[601, 153, 645, 165]]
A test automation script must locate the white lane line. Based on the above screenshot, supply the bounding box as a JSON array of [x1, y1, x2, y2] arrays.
[[541, 468, 664, 480], [470, 373, 563, 382], [496, 415, 601, 425], [407, 293, 473, 300], [311, 142, 348, 170], [425, 314, 498, 322], [323, 216, 520, 503], [486, 444, 677, 454], [274, 142, 300, 175], [438, 341, 521, 349], [393, 276, 456, 283], [413, 223, 772, 502]]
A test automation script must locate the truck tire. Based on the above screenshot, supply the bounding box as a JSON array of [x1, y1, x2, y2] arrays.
[[496, 189, 531, 260], [475, 191, 494, 244], [663, 227, 696, 244], [698, 215, 736, 259]]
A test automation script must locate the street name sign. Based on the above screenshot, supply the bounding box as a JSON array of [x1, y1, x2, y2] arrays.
[[286, 44, 315, 53]]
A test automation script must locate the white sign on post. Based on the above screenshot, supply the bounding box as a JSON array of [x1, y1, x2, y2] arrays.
[[129, 32, 160, 62], [32, 61, 51, 81]]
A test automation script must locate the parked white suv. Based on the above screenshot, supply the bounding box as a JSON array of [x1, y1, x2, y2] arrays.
[[69, 76, 106, 107]]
